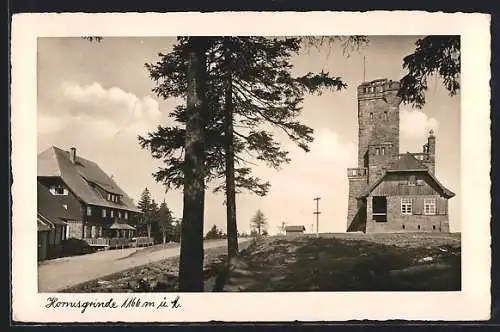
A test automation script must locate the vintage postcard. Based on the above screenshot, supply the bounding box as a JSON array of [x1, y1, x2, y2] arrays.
[[11, 11, 491, 322]]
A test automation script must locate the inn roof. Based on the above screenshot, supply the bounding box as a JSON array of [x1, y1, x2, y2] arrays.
[[37, 181, 77, 226], [37, 146, 141, 213]]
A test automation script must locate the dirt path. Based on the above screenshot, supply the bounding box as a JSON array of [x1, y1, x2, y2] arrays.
[[38, 239, 249, 292]]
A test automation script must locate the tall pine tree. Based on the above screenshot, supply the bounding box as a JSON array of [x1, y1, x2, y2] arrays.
[[140, 37, 353, 260]]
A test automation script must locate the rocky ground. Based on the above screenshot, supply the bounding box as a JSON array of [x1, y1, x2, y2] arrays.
[[223, 232, 461, 292], [63, 233, 461, 293]]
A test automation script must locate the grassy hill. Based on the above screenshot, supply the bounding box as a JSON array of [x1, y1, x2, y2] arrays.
[[223, 232, 461, 292]]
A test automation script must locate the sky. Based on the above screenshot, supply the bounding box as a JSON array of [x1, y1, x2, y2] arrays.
[[37, 36, 461, 235]]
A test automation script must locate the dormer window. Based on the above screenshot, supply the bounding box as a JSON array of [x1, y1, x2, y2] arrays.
[[50, 184, 68, 196]]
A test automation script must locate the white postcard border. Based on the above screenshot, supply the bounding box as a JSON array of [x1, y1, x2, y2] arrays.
[[11, 11, 491, 322]]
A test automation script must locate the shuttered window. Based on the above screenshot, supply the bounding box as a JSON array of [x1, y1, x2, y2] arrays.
[[413, 197, 424, 215]]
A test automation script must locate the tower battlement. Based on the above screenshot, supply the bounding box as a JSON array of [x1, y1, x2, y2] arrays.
[[358, 79, 401, 100]]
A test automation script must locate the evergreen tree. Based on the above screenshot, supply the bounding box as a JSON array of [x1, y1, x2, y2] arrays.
[[149, 199, 160, 239], [137, 188, 153, 237], [178, 37, 210, 292], [158, 200, 174, 244], [398, 36, 460, 108], [250, 209, 267, 236], [205, 224, 223, 240]]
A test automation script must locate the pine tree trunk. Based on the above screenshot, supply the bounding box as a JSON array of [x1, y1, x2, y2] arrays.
[[179, 37, 208, 292], [223, 38, 239, 260]]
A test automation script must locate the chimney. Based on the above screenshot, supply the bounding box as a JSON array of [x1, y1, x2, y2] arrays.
[[70, 147, 76, 164]]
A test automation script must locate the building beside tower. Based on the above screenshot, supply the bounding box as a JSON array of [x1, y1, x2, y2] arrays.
[[346, 78, 455, 233]]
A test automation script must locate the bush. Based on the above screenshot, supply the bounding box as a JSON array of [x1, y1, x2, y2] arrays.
[[61, 238, 94, 257]]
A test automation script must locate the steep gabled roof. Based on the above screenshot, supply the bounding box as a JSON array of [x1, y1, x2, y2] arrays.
[[37, 182, 76, 225], [37, 146, 140, 212], [387, 152, 428, 171], [285, 225, 306, 232], [358, 152, 455, 199]]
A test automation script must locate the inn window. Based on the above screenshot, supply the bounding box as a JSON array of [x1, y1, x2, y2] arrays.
[[86, 206, 92, 216], [110, 210, 114, 218], [124, 212, 128, 220], [401, 198, 412, 215], [102, 208, 107, 218], [424, 198, 436, 215], [107, 193, 111, 201], [118, 211, 122, 219]]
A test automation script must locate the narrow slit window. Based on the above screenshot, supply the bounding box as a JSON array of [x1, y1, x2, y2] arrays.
[[383, 111, 388, 120]]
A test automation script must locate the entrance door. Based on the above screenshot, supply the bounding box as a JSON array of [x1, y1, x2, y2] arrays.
[[372, 196, 387, 223]]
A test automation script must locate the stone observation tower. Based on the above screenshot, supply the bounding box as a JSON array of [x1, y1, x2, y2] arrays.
[[346, 78, 454, 233]]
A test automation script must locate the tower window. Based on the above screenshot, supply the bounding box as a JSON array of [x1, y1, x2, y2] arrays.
[[369, 112, 373, 120], [381, 147, 385, 155], [375, 148, 380, 156], [402, 224, 405, 230], [433, 225, 436, 230], [383, 111, 388, 120], [418, 225, 421, 230]]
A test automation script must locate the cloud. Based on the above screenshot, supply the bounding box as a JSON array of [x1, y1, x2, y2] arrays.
[[39, 81, 163, 137], [400, 107, 439, 140]]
